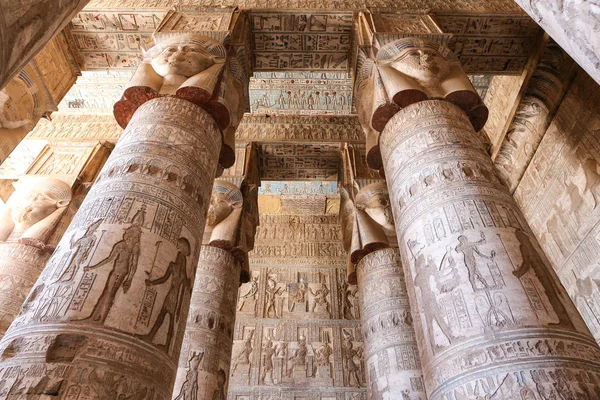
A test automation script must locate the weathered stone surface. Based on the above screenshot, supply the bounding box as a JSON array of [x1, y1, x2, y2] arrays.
[[0, 0, 87, 90], [0, 97, 222, 397], [515, 69, 600, 345], [380, 99, 600, 398], [356, 248, 425, 399], [514, 0, 600, 86]]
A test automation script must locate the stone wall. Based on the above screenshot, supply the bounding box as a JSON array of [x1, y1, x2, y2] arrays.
[[229, 207, 369, 399], [514, 69, 600, 343]]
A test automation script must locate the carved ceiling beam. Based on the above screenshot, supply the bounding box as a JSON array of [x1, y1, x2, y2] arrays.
[[0, 0, 88, 90]]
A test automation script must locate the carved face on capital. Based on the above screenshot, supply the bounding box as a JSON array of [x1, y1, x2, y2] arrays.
[[206, 192, 234, 227], [356, 186, 395, 232], [388, 48, 451, 83], [150, 44, 215, 78], [10, 179, 71, 226], [0, 80, 35, 129]]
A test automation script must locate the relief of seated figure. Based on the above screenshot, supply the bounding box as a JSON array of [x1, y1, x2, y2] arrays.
[[0, 178, 71, 246]]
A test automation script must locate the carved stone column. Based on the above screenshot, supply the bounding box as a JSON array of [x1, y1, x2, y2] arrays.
[[0, 29, 247, 397], [0, 1, 87, 89], [357, 38, 600, 398], [0, 177, 71, 337], [357, 249, 425, 399], [339, 179, 425, 399], [495, 41, 576, 192], [173, 246, 240, 400], [173, 180, 258, 399]]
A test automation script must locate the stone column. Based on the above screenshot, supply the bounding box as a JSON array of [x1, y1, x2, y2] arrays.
[[339, 180, 426, 399], [495, 41, 576, 192], [173, 246, 240, 400], [0, 0, 88, 90], [0, 31, 247, 397], [357, 249, 425, 399], [357, 38, 600, 398], [0, 177, 72, 337], [172, 180, 258, 399]]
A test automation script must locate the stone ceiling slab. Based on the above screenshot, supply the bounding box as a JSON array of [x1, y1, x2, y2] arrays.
[[259, 143, 340, 180], [251, 11, 353, 72]]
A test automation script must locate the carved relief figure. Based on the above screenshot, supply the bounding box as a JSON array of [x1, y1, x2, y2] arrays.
[[212, 369, 227, 400], [238, 275, 258, 312], [310, 282, 330, 313], [0, 178, 72, 245], [511, 230, 572, 327], [413, 253, 460, 347], [56, 219, 102, 282], [455, 234, 494, 292], [174, 351, 204, 400], [260, 338, 277, 385], [138, 237, 192, 352], [288, 335, 308, 376], [265, 275, 284, 318], [341, 331, 363, 387], [82, 222, 142, 325], [231, 331, 253, 376]]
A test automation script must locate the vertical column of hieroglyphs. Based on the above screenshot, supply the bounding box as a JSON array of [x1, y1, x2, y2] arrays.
[[495, 41, 576, 192], [173, 177, 259, 400], [229, 180, 367, 399], [356, 37, 600, 398], [0, 11, 249, 397]]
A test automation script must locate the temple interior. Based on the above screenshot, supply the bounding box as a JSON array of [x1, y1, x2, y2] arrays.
[[0, 1, 600, 399]]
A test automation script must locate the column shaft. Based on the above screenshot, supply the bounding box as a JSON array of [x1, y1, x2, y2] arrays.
[[0, 96, 221, 398], [172, 246, 240, 400], [357, 248, 425, 399], [0, 244, 50, 337], [380, 99, 600, 398]]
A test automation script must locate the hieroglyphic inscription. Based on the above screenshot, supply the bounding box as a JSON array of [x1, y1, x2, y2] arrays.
[[357, 249, 425, 399], [251, 12, 353, 72], [0, 97, 221, 397], [85, 0, 524, 13], [259, 144, 340, 181], [379, 99, 600, 398], [236, 115, 364, 143], [514, 71, 600, 345]]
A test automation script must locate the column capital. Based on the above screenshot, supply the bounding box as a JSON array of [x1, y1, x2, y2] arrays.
[[204, 178, 258, 283], [114, 10, 250, 170], [340, 181, 396, 283], [355, 37, 488, 169]]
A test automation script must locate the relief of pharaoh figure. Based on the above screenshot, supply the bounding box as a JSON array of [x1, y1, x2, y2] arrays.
[[0, 178, 71, 246]]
